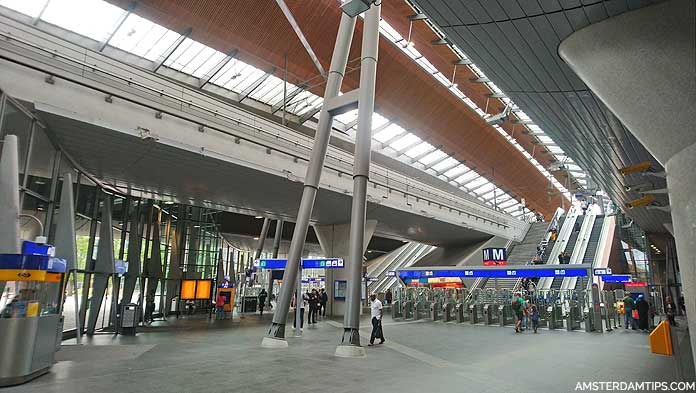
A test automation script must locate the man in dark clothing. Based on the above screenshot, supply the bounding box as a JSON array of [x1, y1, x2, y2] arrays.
[[665, 296, 677, 326], [558, 252, 565, 265], [385, 289, 393, 305], [307, 289, 319, 324], [258, 288, 268, 316], [563, 253, 571, 264], [319, 289, 328, 317]]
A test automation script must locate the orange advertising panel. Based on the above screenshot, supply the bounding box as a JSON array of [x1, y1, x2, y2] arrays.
[[196, 280, 212, 299], [181, 280, 197, 300]]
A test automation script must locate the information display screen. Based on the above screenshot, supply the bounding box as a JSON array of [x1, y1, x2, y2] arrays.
[[399, 268, 588, 279], [254, 258, 344, 269]]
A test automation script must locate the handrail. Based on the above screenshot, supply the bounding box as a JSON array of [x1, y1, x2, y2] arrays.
[[0, 27, 525, 232]]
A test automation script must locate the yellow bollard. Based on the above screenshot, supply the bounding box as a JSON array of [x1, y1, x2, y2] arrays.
[[649, 320, 673, 356]]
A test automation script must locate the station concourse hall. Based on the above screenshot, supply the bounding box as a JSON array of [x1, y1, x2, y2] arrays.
[[0, 1, 694, 392]]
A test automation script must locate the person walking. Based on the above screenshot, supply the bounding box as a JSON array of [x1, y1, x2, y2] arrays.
[[291, 291, 305, 330], [257, 288, 268, 316], [623, 292, 636, 329], [385, 289, 393, 306], [513, 292, 525, 333], [530, 303, 540, 333], [215, 292, 225, 320], [319, 288, 328, 317], [368, 294, 385, 346]]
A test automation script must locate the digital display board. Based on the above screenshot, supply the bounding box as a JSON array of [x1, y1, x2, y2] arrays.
[[593, 268, 612, 276], [398, 268, 588, 279], [602, 274, 632, 283], [254, 258, 344, 269]]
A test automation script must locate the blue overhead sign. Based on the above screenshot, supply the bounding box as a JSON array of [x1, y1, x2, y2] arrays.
[[254, 258, 344, 269], [600, 274, 632, 283], [386, 271, 396, 277], [593, 268, 612, 276], [399, 268, 588, 279]]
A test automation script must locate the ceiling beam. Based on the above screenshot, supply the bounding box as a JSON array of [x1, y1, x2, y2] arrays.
[[239, 68, 277, 102], [199, 49, 239, 88], [271, 84, 306, 113], [274, 0, 326, 79]]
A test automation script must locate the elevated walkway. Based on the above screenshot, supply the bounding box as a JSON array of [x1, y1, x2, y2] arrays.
[[0, 14, 528, 244]]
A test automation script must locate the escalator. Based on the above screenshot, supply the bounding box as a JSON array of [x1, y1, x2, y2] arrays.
[[549, 215, 584, 290], [573, 215, 605, 290]]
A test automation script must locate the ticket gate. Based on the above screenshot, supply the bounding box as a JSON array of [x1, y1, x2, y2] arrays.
[[547, 303, 564, 330], [498, 304, 515, 326], [403, 301, 414, 319], [455, 303, 468, 323], [603, 291, 618, 329], [392, 300, 402, 319], [567, 300, 582, 331], [430, 301, 440, 321], [469, 304, 481, 324], [442, 302, 455, 322], [483, 304, 497, 325], [414, 300, 427, 320]]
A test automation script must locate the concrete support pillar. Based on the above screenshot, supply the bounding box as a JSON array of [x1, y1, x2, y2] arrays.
[[121, 203, 143, 304], [267, 219, 284, 306], [559, 0, 695, 366], [0, 134, 21, 254], [86, 197, 116, 335], [53, 172, 81, 342], [165, 214, 185, 315], [262, 11, 357, 349]]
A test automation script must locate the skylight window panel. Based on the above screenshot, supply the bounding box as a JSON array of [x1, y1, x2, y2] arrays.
[[182, 45, 220, 76], [548, 146, 564, 154], [419, 150, 447, 166], [0, 0, 46, 17], [389, 134, 420, 151], [257, 81, 287, 105], [474, 183, 496, 195], [454, 171, 480, 184], [480, 191, 497, 200], [334, 108, 359, 125], [109, 15, 180, 61], [430, 157, 458, 172], [225, 66, 264, 92], [464, 176, 488, 189], [443, 164, 467, 178], [373, 123, 405, 143], [251, 76, 285, 103], [537, 135, 554, 144], [404, 142, 433, 158], [42, 0, 124, 42], [209, 58, 241, 85], [165, 38, 203, 70], [294, 95, 323, 116], [499, 199, 518, 209], [188, 49, 227, 78], [371, 113, 389, 130]]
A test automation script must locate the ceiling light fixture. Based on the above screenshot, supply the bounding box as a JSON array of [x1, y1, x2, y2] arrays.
[[340, 0, 377, 17]]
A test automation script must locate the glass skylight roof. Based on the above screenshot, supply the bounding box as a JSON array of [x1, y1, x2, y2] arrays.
[[0, 0, 546, 219]]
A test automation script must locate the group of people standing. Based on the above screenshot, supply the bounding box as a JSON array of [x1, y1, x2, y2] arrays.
[[512, 293, 539, 333], [291, 288, 328, 329]]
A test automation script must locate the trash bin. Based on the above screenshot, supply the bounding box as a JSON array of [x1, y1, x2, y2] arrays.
[[121, 303, 139, 336], [243, 297, 257, 313]]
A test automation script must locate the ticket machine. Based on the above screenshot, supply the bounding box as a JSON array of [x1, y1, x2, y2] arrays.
[[0, 251, 66, 386]]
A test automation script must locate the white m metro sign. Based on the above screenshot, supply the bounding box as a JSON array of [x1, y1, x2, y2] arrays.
[[482, 247, 508, 266]]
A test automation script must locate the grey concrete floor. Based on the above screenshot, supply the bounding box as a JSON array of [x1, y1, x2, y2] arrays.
[[5, 313, 680, 393]]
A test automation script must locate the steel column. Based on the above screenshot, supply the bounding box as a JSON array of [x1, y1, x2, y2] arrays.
[[19, 120, 36, 207], [263, 12, 356, 347], [44, 150, 61, 240], [267, 219, 284, 306], [338, 2, 381, 356]]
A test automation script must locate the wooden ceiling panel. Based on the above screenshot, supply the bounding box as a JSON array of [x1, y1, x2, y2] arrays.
[[106, 0, 565, 217]]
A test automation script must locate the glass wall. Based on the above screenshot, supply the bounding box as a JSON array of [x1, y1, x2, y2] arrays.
[[0, 90, 231, 335]]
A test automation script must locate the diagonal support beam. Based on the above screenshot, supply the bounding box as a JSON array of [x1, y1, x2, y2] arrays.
[[299, 104, 323, 124], [199, 49, 238, 88], [98, 3, 136, 52], [271, 84, 306, 113], [153, 27, 192, 72], [425, 153, 453, 169], [410, 144, 441, 163], [239, 68, 276, 102], [380, 131, 408, 149], [275, 0, 327, 79]]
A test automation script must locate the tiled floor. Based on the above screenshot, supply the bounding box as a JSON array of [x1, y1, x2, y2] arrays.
[[5, 313, 680, 393]]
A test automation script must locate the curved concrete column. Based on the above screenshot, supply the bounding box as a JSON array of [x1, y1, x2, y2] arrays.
[[559, 0, 696, 366]]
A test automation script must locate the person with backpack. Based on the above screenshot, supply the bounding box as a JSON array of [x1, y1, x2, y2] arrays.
[[257, 288, 268, 316], [512, 292, 525, 333]]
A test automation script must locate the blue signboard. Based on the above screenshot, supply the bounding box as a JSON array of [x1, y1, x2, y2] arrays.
[[398, 268, 588, 279], [254, 258, 344, 269], [601, 274, 632, 283], [593, 268, 612, 276]]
